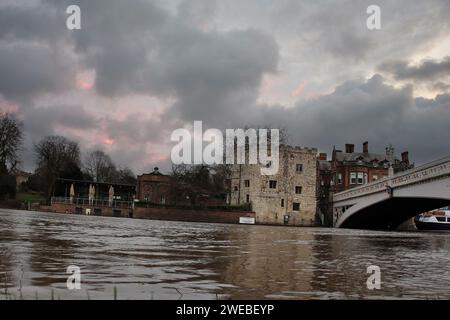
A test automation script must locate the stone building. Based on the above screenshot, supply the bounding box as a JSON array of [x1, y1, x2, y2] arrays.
[[230, 145, 318, 226]]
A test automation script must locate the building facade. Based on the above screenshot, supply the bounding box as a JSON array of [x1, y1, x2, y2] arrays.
[[137, 167, 227, 207], [230, 145, 318, 226], [137, 167, 172, 204], [317, 141, 414, 226], [328, 142, 413, 193]]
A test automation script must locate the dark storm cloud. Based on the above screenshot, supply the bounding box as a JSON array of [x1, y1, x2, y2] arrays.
[[0, 0, 280, 170], [379, 57, 450, 82], [0, 3, 65, 42], [22, 104, 97, 137], [61, 0, 279, 125], [248, 75, 449, 164], [104, 114, 166, 144], [295, 1, 375, 62], [160, 29, 279, 125], [0, 41, 75, 101], [1, 0, 449, 171], [432, 82, 450, 92], [18, 103, 98, 170], [177, 0, 218, 28], [63, 0, 170, 96]]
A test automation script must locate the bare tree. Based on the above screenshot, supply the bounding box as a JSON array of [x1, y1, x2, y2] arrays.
[[0, 113, 23, 174], [83, 150, 116, 183], [34, 136, 80, 201], [115, 167, 137, 185]]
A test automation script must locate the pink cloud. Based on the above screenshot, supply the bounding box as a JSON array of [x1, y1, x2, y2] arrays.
[[262, 78, 273, 91], [76, 70, 95, 91], [0, 99, 19, 113], [103, 138, 114, 145], [291, 81, 306, 97]]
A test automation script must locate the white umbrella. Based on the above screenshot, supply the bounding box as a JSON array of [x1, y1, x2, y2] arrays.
[[69, 183, 75, 203], [109, 186, 114, 207]]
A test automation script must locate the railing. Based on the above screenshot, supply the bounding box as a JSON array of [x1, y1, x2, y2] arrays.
[[51, 197, 133, 209], [333, 156, 450, 202]]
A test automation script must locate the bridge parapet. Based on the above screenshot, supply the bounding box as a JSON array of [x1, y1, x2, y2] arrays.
[[333, 156, 450, 202]]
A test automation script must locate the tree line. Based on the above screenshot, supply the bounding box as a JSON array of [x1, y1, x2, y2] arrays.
[[0, 112, 136, 202], [1, 112, 281, 205]]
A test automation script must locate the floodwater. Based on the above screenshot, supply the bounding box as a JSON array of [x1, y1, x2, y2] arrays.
[[0, 209, 449, 300]]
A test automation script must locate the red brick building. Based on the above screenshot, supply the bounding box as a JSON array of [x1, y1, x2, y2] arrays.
[[329, 142, 413, 193], [317, 141, 414, 226], [136, 168, 172, 204], [136, 167, 227, 207]]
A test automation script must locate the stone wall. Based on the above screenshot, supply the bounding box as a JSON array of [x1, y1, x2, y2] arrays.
[[231, 145, 318, 226]]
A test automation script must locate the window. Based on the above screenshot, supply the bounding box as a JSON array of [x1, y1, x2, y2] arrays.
[[350, 172, 357, 184], [234, 186, 238, 191], [281, 199, 285, 207], [372, 175, 378, 181], [293, 202, 300, 211], [266, 161, 272, 168], [296, 164, 303, 173], [269, 180, 277, 189], [337, 173, 343, 185], [436, 217, 446, 222], [244, 180, 250, 188], [246, 194, 250, 203], [295, 186, 302, 194], [357, 172, 364, 184]]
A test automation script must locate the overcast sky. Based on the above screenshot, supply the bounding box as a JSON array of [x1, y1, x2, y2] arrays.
[[1, 0, 449, 173]]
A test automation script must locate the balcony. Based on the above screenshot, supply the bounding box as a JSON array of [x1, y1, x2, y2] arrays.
[[51, 197, 133, 209]]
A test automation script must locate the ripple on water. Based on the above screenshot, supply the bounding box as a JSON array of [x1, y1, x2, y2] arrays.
[[1, 209, 450, 300]]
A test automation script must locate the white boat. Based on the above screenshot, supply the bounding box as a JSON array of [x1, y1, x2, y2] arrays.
[[415, 206, 450, 230]]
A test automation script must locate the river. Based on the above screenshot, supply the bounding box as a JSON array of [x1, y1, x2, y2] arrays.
[[0, 209, 449, 300]]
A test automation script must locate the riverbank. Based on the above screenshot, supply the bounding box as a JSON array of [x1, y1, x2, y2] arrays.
[[45, 200, 256, 225]]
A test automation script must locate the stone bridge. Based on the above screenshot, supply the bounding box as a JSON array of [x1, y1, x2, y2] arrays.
[[333, 156, 450, 230]]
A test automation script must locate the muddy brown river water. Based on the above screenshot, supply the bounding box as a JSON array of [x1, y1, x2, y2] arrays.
[[0, 209, 449, 299]]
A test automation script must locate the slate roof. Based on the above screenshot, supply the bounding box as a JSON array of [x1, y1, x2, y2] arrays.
[[334, 151, 399, 163]]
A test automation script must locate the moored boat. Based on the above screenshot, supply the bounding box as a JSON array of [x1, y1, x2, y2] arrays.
[[415, 206, 450, 230]]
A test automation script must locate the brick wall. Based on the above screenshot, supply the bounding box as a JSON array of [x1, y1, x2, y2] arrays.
[[134, 207, 255, 224], [48, 203, 133, 218], [47, 202, 255, 225]]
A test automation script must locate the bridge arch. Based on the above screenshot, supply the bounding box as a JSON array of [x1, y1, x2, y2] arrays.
[[333, 156, 450, 230], [336, 196, 450, 230]]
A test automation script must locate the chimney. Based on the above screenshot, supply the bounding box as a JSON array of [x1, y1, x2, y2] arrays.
[[345, 144, 354, 153], [401, 151, 409, 163], [318, 153, 327, 161], [363, 141, 369, 154], [386, 144, 395, 162]]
